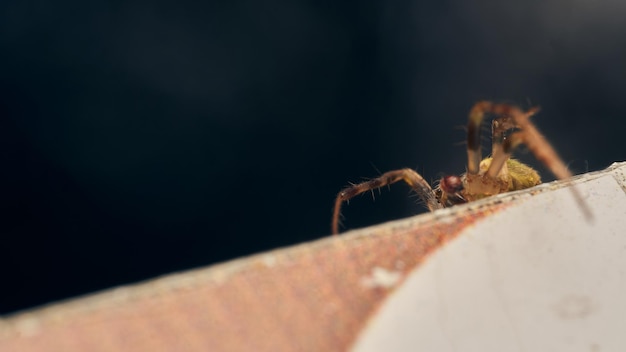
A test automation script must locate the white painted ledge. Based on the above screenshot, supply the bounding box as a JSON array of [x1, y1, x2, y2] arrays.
[[1, 162, 625, 352]]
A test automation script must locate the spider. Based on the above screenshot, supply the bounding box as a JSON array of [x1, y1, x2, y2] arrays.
[[332, 101, 590, 234]]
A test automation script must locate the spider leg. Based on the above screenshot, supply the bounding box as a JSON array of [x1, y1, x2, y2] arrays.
[[509, 107, 571, 180], [332, 168, 441, 234], [510, 108, 594, 220]]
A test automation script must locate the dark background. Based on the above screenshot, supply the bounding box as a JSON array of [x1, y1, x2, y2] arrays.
[[1, 0, 625, 314]]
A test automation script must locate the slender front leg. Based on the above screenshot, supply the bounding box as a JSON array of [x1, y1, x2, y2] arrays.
[[332, 168, 441, 234]]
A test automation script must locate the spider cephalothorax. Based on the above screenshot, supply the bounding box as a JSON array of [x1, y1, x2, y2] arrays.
[[331, 101, 588, 234]]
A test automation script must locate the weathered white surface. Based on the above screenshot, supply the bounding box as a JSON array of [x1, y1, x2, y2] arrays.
[[353, 162, 626, 352]]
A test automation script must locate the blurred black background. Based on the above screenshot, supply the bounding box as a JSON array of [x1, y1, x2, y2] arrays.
[[1, 0, 625, 314]]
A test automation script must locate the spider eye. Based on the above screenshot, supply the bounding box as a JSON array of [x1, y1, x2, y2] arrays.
[[440, 175, 464, 194]]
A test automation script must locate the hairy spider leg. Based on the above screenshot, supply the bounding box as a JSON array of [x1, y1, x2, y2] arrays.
[[332, 169, 442, 234], [510, 107, 593, 220], [509, 107, 569, 181]]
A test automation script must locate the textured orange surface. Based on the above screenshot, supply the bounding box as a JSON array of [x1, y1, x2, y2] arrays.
[[0, 206, 503, 352]]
